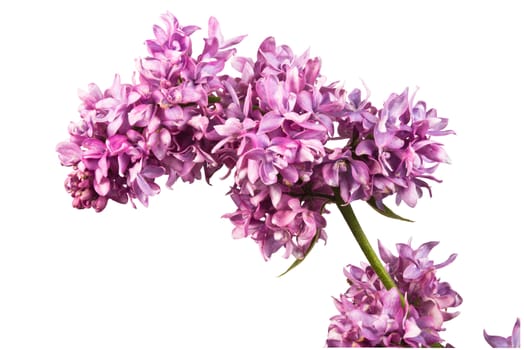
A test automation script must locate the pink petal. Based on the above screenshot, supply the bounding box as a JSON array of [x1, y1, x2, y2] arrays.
[[271, 210, 296, 227], [128, 104, 153, 127], [56, 142, 81, 166], [257, 111, 283, 134], [150, 128, 171, 160]]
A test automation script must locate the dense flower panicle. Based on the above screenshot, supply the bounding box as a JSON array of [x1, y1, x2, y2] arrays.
[[326, 240, 462, 347], [484, 318, 521, 348], [57, 11, 454, 262]]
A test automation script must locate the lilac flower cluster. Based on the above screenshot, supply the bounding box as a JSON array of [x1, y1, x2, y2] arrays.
[[57, 13, 453, 260], [326, 240, 462, 347], [56, 13, 245, 211]]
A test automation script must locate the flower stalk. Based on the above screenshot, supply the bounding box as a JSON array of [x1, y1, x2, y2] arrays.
[[336, 202, 405, 305]]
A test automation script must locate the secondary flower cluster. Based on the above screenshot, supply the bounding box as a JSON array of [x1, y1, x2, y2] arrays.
[[326, 240, 462, 347], [56, 13, 245, 211], [57, 12, 453, 260]]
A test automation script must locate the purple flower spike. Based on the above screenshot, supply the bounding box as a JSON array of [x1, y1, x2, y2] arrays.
[[57, 11, 454, 265], [484, 318, 521, 348], [326, 240, 461, 347]]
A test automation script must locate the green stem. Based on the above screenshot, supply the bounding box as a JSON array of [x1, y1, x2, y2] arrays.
[[336, 202, 405, 305]]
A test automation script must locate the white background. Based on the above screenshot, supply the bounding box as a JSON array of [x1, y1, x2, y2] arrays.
[[0, 1, 522, 349]]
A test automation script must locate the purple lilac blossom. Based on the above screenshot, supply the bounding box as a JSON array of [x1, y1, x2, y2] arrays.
[[318, 87, 454, 208], [216, 37, 345, 259], [57, 12, 454, 261], [56, 13, 245, 211], [326, 240, 462, 347], [219, 36, 453, 259], [484, 318, 521, 348]]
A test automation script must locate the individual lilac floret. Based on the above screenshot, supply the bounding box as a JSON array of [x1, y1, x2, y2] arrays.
[[326, 240, 461, 347], [484, 318, 521, 348]]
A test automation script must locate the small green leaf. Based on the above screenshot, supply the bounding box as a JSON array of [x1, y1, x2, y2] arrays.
[[277, 257, 305, 278], [277, 231, 319, 277], [366, 198, 414, 222]]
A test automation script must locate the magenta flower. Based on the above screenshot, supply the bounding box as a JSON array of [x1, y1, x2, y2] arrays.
[[326, 240, 461, 347], [57, 13, 245, 210], [320, 147, 371, 203], [346, 88, 454, 207], [484, 318, 521, 348], [224, 187, 327, 260], [57, 11, 454, 266], [219, 37, 347, 259]]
